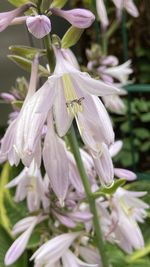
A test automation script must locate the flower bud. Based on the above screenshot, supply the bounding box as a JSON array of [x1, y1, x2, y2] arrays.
[[26, 15, 51, 39], [51, 8, 95, 29], [114, 168, 137, 181], [0, 3, 31, 32]]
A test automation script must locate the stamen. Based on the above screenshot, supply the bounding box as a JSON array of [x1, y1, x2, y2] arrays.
[[62, 74, 84, 115]]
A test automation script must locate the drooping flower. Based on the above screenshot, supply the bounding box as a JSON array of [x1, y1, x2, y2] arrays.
[[0, 55, 43, 167], [26, 15, 51, 39], [110, 188, 149, 253], [92, 143, 114, 187], [43, 112, 69, 204], [96, 0, 109, 29], [0, 3, 32, 32], [6, 160, 49, 212], [62, 249, 98, 267], [96, 0, 139, 28], [5, 215, 46, 266], [30, 232, 80, 266], [50, 8, 95, 28], [102, 60, 133, 84], [22, 48, 119, 155]]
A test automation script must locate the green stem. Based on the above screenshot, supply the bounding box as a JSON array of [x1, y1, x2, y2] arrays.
[[43, 34, 55, 73], [67, 125, 109, 267]]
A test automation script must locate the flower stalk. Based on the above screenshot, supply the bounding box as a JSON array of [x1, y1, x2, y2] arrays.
[[67, 125, 109, 267], [43, 34, 55, 73]]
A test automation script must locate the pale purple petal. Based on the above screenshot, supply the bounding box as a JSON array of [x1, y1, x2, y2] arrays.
[[43, 114, 69, 202], [26, 15, 51, 39]]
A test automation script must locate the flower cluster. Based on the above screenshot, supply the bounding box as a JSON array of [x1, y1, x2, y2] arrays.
[[0, 1, 149, 267]]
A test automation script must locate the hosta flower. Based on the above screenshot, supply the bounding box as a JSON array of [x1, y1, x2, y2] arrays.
[[31, 232, 80, 266], [62, 249, 98, 267], [0, 55, 44, 166], [0, 3, 32, 32], [96, 0, 109, 29], [23, 48, 118, 154], [6, 160, 49, 212], [79, 246, 101, 266], [96, 0, 139, 28], [26, 15, 51, 39], [102, 94, 126, 114], [43, 112, 69, 203], [112, 0, 139, 17], [102, 60, 133, 84], [50, 8, 95, 29], [92, 143, 114, 187], [114, 168, 137, 181], [110, 188, 149, 253], [5, 215, 46, 266]]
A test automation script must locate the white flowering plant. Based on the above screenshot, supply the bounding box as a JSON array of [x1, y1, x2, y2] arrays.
[[0, 1, 149, 267]]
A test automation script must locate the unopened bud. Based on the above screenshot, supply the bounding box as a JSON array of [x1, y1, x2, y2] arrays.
[[51, 8, 95, 29]]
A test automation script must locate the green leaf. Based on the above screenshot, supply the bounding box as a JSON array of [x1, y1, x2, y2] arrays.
[[50, 0, 68, 8], [134, 128, 150, 139], [141, 113, 150, 122], [9, 46, 45, 60], [126, 244, 150, 263], [8, 55, 49, 77], [0, 163, 11, 234], [93, 179, 126, 198], [8, 0, 36, 7], [61, 26, 84, 49]]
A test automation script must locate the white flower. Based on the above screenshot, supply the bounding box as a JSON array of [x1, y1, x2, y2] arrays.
[[43, 112, 69, 203], [102, 94, 126, 114], [6, 161, 49, 212], [0, 56, 43, 167], [62, 249, 98, 267], [103, 60, 133, 84], [31, 232, 80, 266], [23, 48, 118, 154], [96, 0, 109, 28], [111, 188, 149, 253], [5, 215, 46, 266]]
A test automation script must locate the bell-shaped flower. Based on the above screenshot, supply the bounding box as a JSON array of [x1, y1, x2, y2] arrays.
[[43, 112, 69, 204], [76, 95, 115, 153], [62, 249, 98, 267], [103, 60, 133, 84], [0, 3, 31, 32], [30, 232, 80, 266], [26, 15, 51, 39], [110, 188, 149, 253], [112, 0, 139, 17], [92, 143, 114, 187], [96, 0, 109, 29], [4, 215, 44, 266], [26, 48, 118, 148], [51, 8, 95, 28], [0, 55, 44, 167], [6, 160, 49, 212], [79, 246, 101, 266], [102, 94, 126, 114]]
